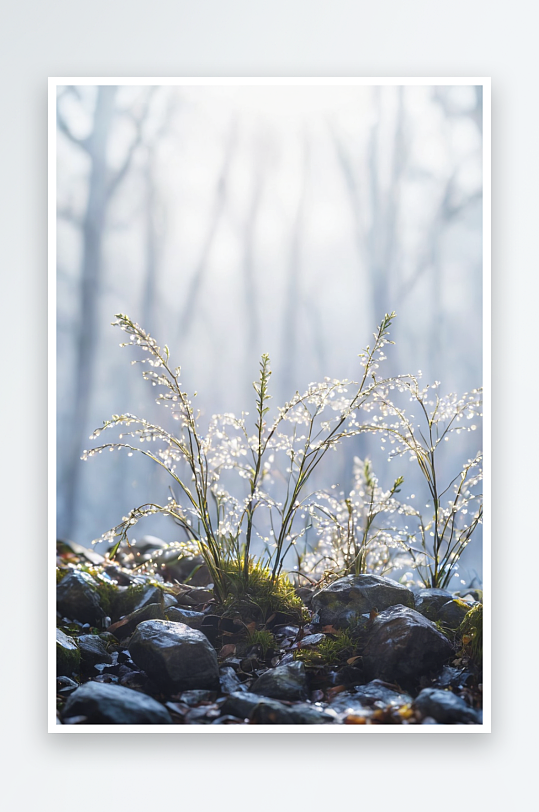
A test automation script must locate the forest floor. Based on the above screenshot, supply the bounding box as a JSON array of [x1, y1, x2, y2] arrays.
[[55, 538, 483, 727]]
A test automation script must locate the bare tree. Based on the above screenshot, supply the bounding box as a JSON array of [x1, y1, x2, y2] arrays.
[[57, 85, 154, 537]]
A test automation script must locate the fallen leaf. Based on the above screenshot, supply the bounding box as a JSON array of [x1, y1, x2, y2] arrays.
[[346, 656, 362, 665], [344, 714, 367, 725], [326, 685, 347, 700], [218, 643, 237, 659]]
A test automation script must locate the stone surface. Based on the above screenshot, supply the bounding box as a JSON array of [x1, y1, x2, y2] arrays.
[[56, 629, 80, 677], [165, 607, 205, 627], [251, 661, 308, 701], [219, 666, 246, 694], [61, 681, 172, 724], [312, 574, 415, 628], [78, 634, 113, 671], [413, 588, 453, 620], [362, 604, 453, 685], [113, 584, 163, 621], [413, 687, 481, 724], [437, 599, 471, 628], [129, 619, 219, 693], [221, 691, 334, 724], [57, 570, 105, 625]]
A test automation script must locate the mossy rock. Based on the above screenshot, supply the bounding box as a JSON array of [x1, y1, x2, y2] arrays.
[[458, 603, 483, 666], [56, 629, 80, 677]]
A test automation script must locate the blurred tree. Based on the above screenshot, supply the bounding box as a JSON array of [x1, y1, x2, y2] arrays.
[[57, 85, 154, 537]]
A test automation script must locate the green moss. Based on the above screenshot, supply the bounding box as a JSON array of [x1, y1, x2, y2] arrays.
[[295, 630, 355, 666], [246, 629, 276, 657], [218, 559, 308, 624], [458, 603, 483, 665]]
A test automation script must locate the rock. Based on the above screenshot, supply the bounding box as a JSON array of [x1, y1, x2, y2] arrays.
[[353, 679, 412, 708], [221, 692, 334, 724], [56, 675, 79, 696], [57, 570, 106, 625], [108, 602, 165, 639], [112, 584, 164, 620], [176, 586, 214, 606], [362, 605, 453, 685], [220, 666, 246, 694], [179, 689, 215, 706], [413, 687, 481, 724], [312, 574, 414, 629], [251, 661, 308, 701], [413, 588, 453, 620], [62, 681, 172, 724], [434, 666, 474, 689], [165, 607, 205, 627], [78, 634, 113, 671], [299, 633, 325, 647], [56, 629, 80, 677], [129, 620, 219, 693], [161, 552, 211, 586], [437, 599, 471, 628], [295, 586, 314, 607]]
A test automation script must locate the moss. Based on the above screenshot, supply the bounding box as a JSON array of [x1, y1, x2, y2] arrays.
[[246, 629, 276, 657], [458, 603, 483, 665], [217, 559, 308, 624], [295, 630, 355, 666]]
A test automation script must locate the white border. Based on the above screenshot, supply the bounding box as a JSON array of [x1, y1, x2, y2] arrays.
[[49, 77, 490, 734]]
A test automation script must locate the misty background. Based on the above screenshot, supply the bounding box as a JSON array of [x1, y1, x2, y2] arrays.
[[56, 83, 483, 585]]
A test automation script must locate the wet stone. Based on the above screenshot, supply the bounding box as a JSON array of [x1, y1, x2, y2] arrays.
[[57, 570, 105, 625], [413, 687, 481, 724], [112, 584, 163, 621], [251, 661, 309, 701], [62, 681, 172, 724], [353, 679, 413, 708], [165, 607, 205, 627], [221, 692, 334, 724], [362, 605, 453, 685], [220, 666, 247, 695], [413, 589, 453, 621], [312, 574, 415, 629], [78, 634, 113, 671], [56, 629, 81, 677], [129, 619, 219, 693], [56, 675, 79, 696], [437, 599, 471, 628]]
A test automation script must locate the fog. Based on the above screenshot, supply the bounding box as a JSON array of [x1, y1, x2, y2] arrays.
[[56, 82, 483, 586]]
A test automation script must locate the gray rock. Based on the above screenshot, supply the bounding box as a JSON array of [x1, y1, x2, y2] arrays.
[[353, 679, 413, 708], [129, 619, 219, 693], [413, 687, 481, 724], [56, 675, 79, 696], [362, 605, 453, 685], [57, 570, 105, 625], [437, 599, 471, 628], [62, 681, 172, 724], [251, 661, 309, 701], [78, 634, 113, 670], [165, 607, 205, 627], [113, 584, 163, 620], [312, 574, 414, 629], [327, 680, 412, 716], [176, 586, 214, 606], [413, 588, 453, 620], [221, 691, 334, 724], [220, 666, 247, 694], [56, 629, 80, 677]]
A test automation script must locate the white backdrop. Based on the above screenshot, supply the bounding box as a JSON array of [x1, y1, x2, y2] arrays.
[[0, 1, 530, 810]]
